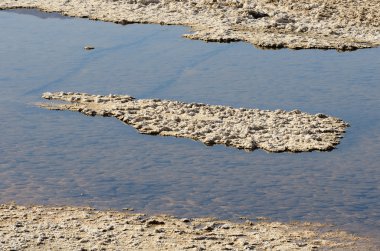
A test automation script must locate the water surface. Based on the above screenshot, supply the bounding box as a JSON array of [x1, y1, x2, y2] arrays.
[[0, 9, 379, 240]]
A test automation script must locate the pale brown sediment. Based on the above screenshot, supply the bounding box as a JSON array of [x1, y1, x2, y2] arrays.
[[39, 91, 349, 153], [1, 0, 379, 50], [0, 203, 374, 251]]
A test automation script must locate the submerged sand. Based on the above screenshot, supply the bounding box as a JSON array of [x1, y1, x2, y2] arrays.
[[0, 204, 374, 251], [39, 92, 349, 153], [1, 0, 380, 50]]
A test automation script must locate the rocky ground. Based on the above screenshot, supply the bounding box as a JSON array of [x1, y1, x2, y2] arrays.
[[0, 204, 375, 250], [39, 92, 349, 153], [0, 0, 379, 50]]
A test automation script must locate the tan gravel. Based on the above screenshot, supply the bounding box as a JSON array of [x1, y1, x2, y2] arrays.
[[0, 204, 374, 251], [1, 0, 380, 50], [39, 91, 349, 153]]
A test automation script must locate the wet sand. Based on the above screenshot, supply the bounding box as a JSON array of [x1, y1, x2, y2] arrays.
[[0, 203, 374, 250], [1, 0, 379, 50]]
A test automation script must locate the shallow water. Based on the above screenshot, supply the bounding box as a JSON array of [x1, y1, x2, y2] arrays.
[[0, 9, 380, 239]]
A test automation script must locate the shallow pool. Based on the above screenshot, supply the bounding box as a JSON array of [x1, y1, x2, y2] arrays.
[[0, 9, 379, 239]]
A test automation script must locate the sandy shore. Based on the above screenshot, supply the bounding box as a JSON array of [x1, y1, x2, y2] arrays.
[[1, 203, 375, 250], [39, 92, 349, 153], [1, 0, 379, 50]]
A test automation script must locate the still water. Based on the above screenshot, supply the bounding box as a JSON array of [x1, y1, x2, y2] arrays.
[[0, 9, 379, 239]]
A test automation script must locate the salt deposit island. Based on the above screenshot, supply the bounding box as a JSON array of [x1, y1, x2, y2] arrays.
[[39, 92, 349, 153]]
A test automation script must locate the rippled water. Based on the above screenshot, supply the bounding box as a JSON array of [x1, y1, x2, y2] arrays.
[[1, 9, 379, 240]]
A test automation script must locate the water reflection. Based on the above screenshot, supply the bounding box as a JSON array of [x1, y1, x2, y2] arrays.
[[4, 8, 71, 19], [0, 10, 379, 241]]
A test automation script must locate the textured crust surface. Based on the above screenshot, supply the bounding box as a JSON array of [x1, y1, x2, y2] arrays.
[[39, 92, 349, 152], [1, 0, 380, 50], [0, 203, 371, 251]]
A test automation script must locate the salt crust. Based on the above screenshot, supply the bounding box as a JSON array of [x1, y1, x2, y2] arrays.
[[1, 0, 379, 50], [40, 92, 349, 152], [0, 203, 369, 251]]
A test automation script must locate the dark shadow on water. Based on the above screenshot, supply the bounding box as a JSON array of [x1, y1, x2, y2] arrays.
[[4, 8, 71, 20]]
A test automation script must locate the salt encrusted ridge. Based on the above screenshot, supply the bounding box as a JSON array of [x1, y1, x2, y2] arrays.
[[39, 91, 349, 152], [1, 0, 379, 50]]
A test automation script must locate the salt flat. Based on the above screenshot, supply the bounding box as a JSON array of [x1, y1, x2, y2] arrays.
[[1, 0, 379, 50]]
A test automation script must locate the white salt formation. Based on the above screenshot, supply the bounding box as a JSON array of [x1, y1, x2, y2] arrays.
[[1, 0, 379, 50], [40, 92, 349, 152]]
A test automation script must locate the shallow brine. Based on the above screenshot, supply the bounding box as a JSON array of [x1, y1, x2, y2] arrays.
[[0, 9, 379, 241]]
